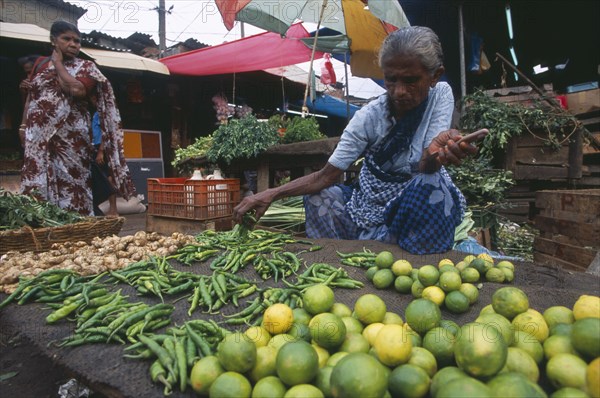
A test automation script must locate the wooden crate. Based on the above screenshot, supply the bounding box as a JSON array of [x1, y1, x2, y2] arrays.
[[504, 130, 583, 181], [533, 189, 600, 271]]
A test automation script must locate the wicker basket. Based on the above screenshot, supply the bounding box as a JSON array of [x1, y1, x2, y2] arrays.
[[0, 216, 125, 255]]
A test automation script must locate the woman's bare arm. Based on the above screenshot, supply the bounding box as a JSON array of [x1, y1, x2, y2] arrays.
[[232, 163, 344, 223], [52, 49, 86, 99]]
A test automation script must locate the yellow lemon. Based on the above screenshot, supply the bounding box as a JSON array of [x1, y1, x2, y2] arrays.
[[422, 285, 446, 306], [373, 324, 412, 367], [392, 259, 413, 276], [263, 303, 294, 335], [362, 322, 385, 346], [573, 294, 600, 320]]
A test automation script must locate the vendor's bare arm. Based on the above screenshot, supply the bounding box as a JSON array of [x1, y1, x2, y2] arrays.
[[52, 50, 86, 98], [233, 163, 344, 223]]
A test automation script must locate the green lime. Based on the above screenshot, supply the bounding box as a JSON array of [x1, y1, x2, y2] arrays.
[[408, 346, 438, 378], [276, 341, 319, 386], [423, 326, 456, 368], [388, 364, 430, 398], [460, 268, 480, 283], [405, 298, 441, 335], [309, 313, 346, 350], [411, 279, 425, 298], [329, 353, 388, 398], [459, 283, 479, 304], [284, 384, 324, 398], [571, 317, 600, 359], [251, 376, 287, 398], [330, 302, 352, 318], [303, 284, 335, 315], [365, 266, 378, 281], [353, 294, 386, 325], [418, 265, 440, 287], [454, 322, 508, 378], [375, 250, 395, 268], [394, 275, 414, 294], [439, 272, 462, 292], [444, 291, 470, 313], [492, 287, 529, 320], [372, 268, 395, 289], [430, 366, 466, 397], [485, 267, 506, 283], [209, 372, 252, 398]]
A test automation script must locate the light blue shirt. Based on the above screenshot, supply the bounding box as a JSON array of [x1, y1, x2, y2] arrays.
[[328, 82, 454, 176]]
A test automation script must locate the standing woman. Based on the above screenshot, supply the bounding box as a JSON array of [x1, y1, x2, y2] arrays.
[[19, 21, 135, 215]]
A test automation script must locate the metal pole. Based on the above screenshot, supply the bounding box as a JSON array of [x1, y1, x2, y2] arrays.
[[458, 2, 466, 107], [344, 52, 350, 123], [158, 0, 166, 58], [302, 0, 328, 116]]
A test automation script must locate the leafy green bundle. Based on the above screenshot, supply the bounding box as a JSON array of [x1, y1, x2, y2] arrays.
[[0, 189, 84, 230], [206, 114, 279, 164]]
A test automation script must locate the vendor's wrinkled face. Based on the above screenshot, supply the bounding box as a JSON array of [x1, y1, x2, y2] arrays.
[[51, 30, 81, 59], [382, 55, 444, 117]]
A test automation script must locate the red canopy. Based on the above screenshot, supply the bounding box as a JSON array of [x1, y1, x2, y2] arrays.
[[160, 24, 323, 76]]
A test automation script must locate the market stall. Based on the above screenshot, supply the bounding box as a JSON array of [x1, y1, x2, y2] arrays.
[[0, 232, 598, 398]]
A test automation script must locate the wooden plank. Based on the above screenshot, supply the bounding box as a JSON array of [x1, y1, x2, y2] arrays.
[[534, 214, 600, 246], [568, 128, 583, 179], [581, 116, 600, 126], [534, 237, 598, 268], [514, 165, 569, 180], [504, 133, 518, 172], [539, 207, 600, 224], [512, 133, 569, 148], [578, 177, 600, 186], [534, 252, 587, 272], [515, 146, 569, 166], [535, 189, 600, 214], [256, 161, 270, 193]]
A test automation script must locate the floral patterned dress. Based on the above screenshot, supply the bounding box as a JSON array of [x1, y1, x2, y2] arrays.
[[20, 57, 136, 215]]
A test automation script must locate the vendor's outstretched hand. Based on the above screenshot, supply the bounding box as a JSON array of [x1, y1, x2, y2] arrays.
[[232, 191, 273, 225], [420, 129, 487, 173]]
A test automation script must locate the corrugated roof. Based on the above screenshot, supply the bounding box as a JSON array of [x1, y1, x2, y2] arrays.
[[0, 22, 169, 75]]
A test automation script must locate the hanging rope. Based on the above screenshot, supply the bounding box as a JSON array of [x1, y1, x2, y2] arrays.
[[302, 0, 328, 117]]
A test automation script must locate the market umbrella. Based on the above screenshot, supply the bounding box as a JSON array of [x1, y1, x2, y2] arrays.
[[215, 0, 410, 79]]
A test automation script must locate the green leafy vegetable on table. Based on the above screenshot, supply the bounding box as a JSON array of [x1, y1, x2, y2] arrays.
[[0, 189, 84, 230]]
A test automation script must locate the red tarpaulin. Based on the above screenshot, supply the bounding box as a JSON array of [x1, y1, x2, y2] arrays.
[[160, 23, 323, 76]]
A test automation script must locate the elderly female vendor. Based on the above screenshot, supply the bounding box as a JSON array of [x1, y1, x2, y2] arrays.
[[233, 26, 485, 254]]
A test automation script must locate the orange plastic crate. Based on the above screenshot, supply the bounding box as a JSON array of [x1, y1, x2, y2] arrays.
[[147, 178, 240, 220]]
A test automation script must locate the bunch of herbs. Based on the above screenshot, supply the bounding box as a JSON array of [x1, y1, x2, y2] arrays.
[[206, 114, 279, 165], [281, 116, 325, 144], [0, 189, 84, 230]]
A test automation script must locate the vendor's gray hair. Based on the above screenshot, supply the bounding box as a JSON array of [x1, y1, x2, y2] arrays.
[[378, 26, 444, 75]]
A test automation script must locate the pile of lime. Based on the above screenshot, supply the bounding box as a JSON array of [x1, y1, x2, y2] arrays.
[[187, 283, 600, 398], [366, 251, 516, 314]]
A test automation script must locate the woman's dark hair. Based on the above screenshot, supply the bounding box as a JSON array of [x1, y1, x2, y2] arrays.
[[50, 21, 81, 38], [18, 55, 41, 67]]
